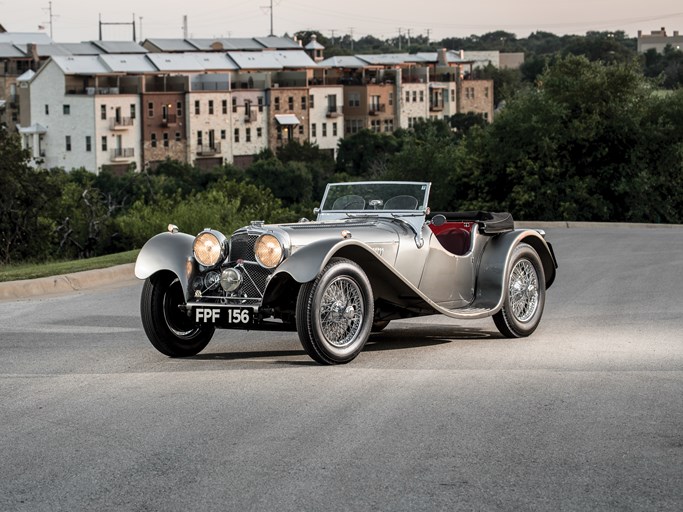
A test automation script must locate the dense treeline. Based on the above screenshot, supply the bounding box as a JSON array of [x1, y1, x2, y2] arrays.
[[1, 54, 682, 265]]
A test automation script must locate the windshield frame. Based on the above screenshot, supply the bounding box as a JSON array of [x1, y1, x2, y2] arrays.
[[318, 181, 431, 215]]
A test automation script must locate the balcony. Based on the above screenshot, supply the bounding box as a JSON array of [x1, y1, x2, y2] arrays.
[[326, 106, 340, 118], [429, 102, 444, 112], [244, 111, 257, 123], [111, 117, 134, 130], [197, 143, 221, 156], [162, 114, 178, 127], [368, 103, 386, 116], [111, 148, 135, 161]]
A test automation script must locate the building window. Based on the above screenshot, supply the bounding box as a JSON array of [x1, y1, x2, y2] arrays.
[[311, 123, 316, 137], [151, 133, 157, 148], [349, 92, 360, 107], [274, 97, 280, 111], [419, 91, 424, 102], [276, 125, 282, 141], [101, 105, 107, 120], [309, 94, 315, 109], [389, 92, 393, 106], [177, 101, 183, 117], [234, 128, 239, 143], [246, 128, 251, 142], [258, 96, 264, 112], [412, 91, 417, 102], [301, 95, 307, 110], [484, 87, 489, 98], [147, 102, 154, 117], [208, 100, 214, 115], [163, 132, 169, 147], [298, 125, 304, 135], [65, 135, 71, 151], [257, 127, 262, 138], [232, 97, 237, 113], [63, 104, 71, 115], [221, 129, 226, 140], [85, 136, 92, 152], [175, 132, 181, 142], [222, 99, 228, 115], [322, 123, 327, 137], [333, 122, 338, 136], [101, 136, 107, 151], [197, 130, 203, 146], [44, 104, 49, 115], [194, 100, 200, 115], [130, 104, 136, 119], [287, 96, 293, 110], [405, 90, 410, 103], [451, 89, 455, 102]]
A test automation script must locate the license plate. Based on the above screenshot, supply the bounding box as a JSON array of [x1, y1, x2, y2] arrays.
[[194, 307, 253, 326]]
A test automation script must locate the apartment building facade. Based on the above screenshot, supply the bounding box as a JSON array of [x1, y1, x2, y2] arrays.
[[14, 37, 492, 174]]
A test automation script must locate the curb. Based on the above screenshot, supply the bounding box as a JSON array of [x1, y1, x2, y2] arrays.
[[0, 263, 137, 301]]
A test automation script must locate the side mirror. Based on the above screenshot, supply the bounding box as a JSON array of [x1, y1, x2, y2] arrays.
[[313, 207, 320, 215], [431, 214, 446, 227]]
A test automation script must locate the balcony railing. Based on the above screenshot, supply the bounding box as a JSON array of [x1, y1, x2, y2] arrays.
[[326, 106, 340, 118], [368, 103, 386, 115], [197, 143, 221, 156], [111, 117, 134, 130], [429, 102, 444, 112], [162, 113, 178, 127], [111, 148, 135, 160], [244, 111, 257, 123]]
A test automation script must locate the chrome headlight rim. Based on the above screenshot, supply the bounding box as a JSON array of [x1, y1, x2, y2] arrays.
[[254, 233, 284, 269], [193, 229, 228, 268]]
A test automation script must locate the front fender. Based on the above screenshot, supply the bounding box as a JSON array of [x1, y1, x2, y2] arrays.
[[474, 230, 557, 310], [273, 238, 373, 283], [135, 232, 196, 300]]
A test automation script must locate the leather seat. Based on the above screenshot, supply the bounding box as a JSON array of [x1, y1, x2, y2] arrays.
[[435, 227, 471, 256]]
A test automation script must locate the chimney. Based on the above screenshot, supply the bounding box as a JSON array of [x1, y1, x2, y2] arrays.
[[675, 31, 680, 37], [661, 27, 667, 36], [459, 49, 465, 60], [437, 48, 448, 66], [28, 43, 39, 63], [638, 30, 642, 37]]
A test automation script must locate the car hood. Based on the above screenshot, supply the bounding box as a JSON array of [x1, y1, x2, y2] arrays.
[[270, 218, 405, 248]]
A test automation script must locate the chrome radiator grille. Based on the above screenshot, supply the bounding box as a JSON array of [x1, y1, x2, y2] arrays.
[[230, 233, 257, 262]]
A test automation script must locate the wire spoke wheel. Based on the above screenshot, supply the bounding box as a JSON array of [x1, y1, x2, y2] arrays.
[[493, 244, 546, 338], [319, 276, 364, 348], [296, 258, 374, 364], [508, 259, 539, 322]]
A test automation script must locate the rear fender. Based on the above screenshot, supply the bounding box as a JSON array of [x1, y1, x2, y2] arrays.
[[135, 232, 196, 301], [474, 230, 557, 310]]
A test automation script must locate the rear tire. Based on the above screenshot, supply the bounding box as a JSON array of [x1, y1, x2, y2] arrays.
[[493, 243, 546, 338], [296, 258, 373, 365], [141, 272, 214, 357]]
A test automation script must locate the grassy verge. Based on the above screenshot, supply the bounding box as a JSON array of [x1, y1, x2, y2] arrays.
[[0, 250, 140, 283]]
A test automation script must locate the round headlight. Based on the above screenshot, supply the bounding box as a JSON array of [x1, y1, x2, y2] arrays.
[[254, 234, 283, 268], [193, 231, 226, 267]]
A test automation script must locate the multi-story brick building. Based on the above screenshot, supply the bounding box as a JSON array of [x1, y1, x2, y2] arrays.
[[15, 36, 492, 174]]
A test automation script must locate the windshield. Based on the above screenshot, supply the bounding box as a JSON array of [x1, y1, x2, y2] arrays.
[[320, 182, 431, 213]]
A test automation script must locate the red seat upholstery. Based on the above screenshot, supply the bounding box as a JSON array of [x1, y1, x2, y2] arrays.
[[430, 225, 471, 255]]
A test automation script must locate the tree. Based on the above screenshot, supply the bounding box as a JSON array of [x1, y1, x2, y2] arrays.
[[0, 131, 59, 263]]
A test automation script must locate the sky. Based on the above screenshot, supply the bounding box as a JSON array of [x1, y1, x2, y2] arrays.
[[4, 1, 683, 43]]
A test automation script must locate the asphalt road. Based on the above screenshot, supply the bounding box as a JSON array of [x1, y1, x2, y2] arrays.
[[1, 227, 681, 511]]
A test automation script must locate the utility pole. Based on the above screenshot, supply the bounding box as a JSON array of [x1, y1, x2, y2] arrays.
[[98, 13, 136, 41], [407, 28, 411, 48], [330, 29, 335, 46], [139, 16, 143, 41], [349, 27, 354, 51], [426, 28, 431, 44], [261, 0, 274, 36], [42, 1, 58, 39], [183, 15, 188, 39], [398, 28, 402, 50]]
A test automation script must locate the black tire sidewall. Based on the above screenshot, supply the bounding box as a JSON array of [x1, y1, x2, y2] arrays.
[[301, 259, 374, 363], [141, 272, 214, 357], [497, 244, 546, 337]]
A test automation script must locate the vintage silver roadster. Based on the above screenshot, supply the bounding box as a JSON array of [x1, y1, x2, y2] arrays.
[[135, 181, 557, 364]]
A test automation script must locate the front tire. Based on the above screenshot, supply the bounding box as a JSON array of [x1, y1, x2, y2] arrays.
[[493, 243, 546, 338], [296, 258, 374, 364], [141, 272, 215, 357]]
